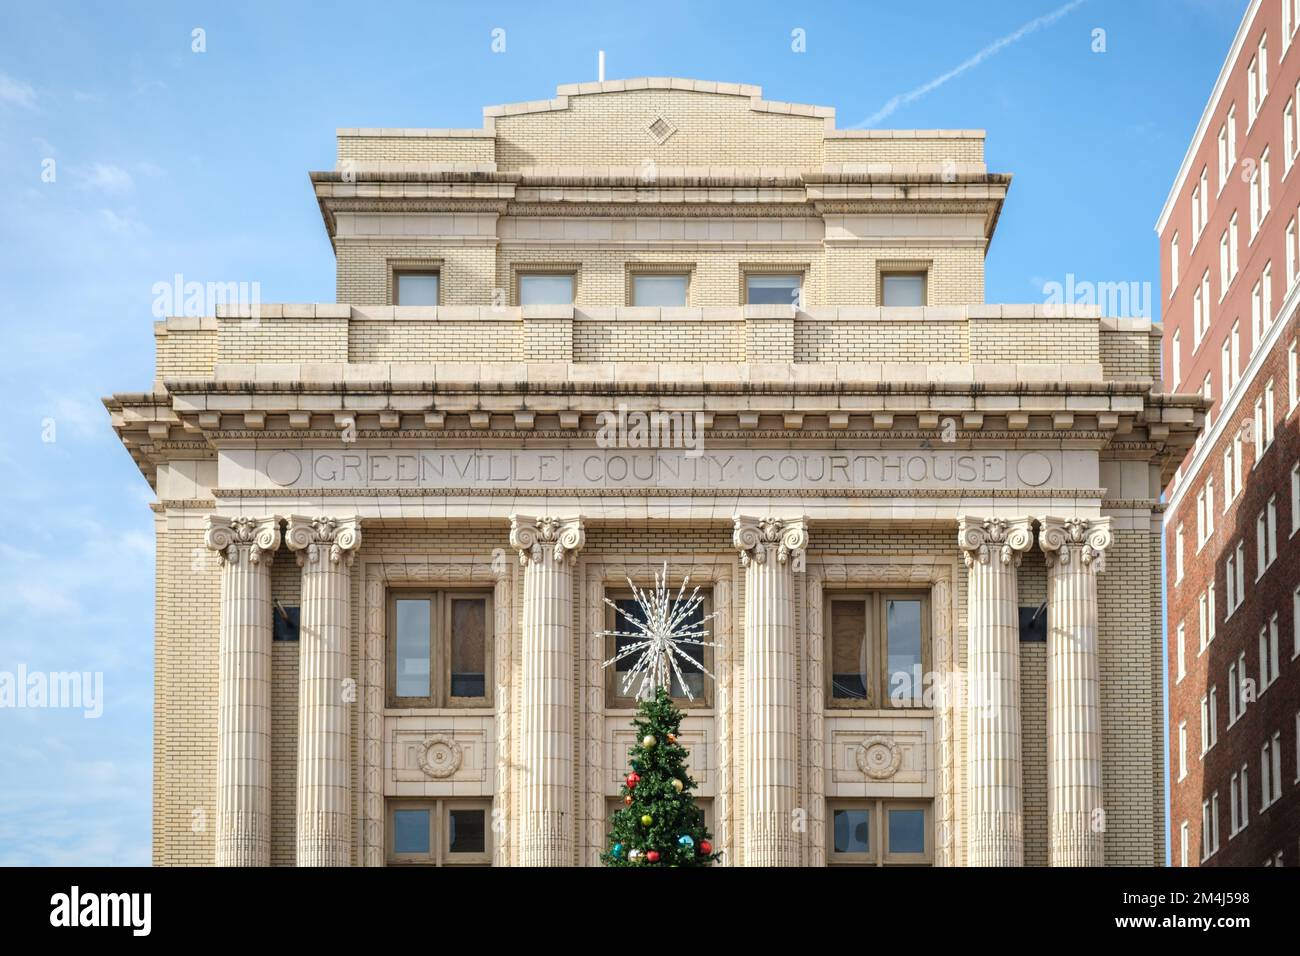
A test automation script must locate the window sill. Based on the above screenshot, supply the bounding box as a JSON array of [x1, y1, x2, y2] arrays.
[[824, 707, 935, 719], [384, 706, 494, 717]]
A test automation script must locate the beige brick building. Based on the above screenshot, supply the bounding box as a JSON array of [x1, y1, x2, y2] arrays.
[[108, 78, 1201, 866]]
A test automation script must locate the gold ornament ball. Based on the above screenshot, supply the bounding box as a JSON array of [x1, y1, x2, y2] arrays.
[[623, 794, 633, 806], [641, 814, 653, 827], [671, 779, 684, 793], [666, 733, 677, 745], [642, 735, 657, 749]]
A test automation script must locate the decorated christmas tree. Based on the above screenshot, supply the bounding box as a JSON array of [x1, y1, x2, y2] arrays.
[[598, 564, 722, 866], [601, 687, 720, 866]]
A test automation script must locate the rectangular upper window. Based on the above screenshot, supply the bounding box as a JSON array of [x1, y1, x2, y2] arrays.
[[880, 271, 926, 307], [631, 273, 688, 307], [387, 590, 492, 707], [605, 587, 712, 707], [386, 799, 490, 866], [826, 591, 929, 709], [519, 273, 575, 305], [745, 273, 802, 306], [394, 271, 439, 306]]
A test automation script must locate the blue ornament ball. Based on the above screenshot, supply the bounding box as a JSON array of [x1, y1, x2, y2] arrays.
[[612, 843, 624, 859], [678, 834, 694, 848]]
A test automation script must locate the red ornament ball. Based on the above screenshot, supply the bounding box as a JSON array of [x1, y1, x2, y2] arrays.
[[626, 772, 640, 789], [699, 840, 712, 855], [646, 850, 660, 863]]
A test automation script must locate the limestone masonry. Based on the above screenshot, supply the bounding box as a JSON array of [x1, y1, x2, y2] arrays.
[[107, 77, 1202, 866]]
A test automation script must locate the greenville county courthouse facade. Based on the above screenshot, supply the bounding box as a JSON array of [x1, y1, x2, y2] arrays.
[[108, 79, 1201, 866]]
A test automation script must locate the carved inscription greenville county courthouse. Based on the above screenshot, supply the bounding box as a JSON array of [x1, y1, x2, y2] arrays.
[[225, 447, 1096, 492]]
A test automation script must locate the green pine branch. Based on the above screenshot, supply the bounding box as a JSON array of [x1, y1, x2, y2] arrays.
[[601, 687, 722, 867]]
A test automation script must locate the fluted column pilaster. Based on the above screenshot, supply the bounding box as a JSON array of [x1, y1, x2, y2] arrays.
[[958, 516, 1032, 866], [510, 514, 585, 866], [205, 514, 282, 867], [733, 514, 808, 867], [1039, 515, 1111, 867], [285, 515, 361, 867]]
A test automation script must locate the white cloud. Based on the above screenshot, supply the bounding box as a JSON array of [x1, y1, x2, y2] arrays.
[[855, 0, 1087, 127], [40, 393, 109, 441], [76, 162, 134, 193], [98, 208, 149, 236], [0, 71, 38, 110]]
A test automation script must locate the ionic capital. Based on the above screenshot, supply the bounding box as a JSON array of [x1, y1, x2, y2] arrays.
[[508, 514, 585, 565], [957, 516, 1034, 569], [204, 515, 282, 566], [732, 515, 810, 569], [1038, 516, 1112, 571], [285, 515, 363, 567]]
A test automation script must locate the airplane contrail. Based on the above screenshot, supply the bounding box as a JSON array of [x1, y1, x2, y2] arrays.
[[855, 0, 1087, 127]]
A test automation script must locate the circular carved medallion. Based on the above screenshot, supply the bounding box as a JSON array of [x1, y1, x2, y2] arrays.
[[1015, 451, 1052, 488], [856, 735, 902, 780], [417, 735, 464, 779], [265, 451, 303, 487]]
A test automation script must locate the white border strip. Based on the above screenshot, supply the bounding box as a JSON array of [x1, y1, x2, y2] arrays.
[[1154, 0, 1262, 236], [1166, 270, 1298, 519]]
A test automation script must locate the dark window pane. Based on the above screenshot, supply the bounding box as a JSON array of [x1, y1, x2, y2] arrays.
[[1019, 605, 1047, 643], [448, 809, 486, 853], [888, 808, 926, 854], [886, 599, 923, 705], [393, 809, 430, 854], [396, 273, 439, 306], [833, 808, 870, 853], [746, 274, 801, 305], [519, 274, 574, 305], [882, 273, 925, 307], [633, 275, 688, 306], [273, 604, 299, 642], [450, 597, 487, 698], [831, 599, 868, 700], [395, 599, 431, 698], [613, 599, 644, 679], [668, 600, 706, 699], [612, 595, 706, 699]]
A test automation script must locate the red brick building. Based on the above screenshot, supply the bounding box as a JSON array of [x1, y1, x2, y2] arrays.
[[1160, 0, 1300, 866]]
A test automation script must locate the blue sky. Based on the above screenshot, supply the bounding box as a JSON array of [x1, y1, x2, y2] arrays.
[[0, 0, 1244, 865]]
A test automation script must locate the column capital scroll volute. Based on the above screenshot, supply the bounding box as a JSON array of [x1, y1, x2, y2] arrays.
[[956, 516, 1033, 569], [204, 515, 283, 566], [285, 515, 363, 568], [732, 515, 810, 570], [508, 514, 585, 566], [1038, 516, 1112, 571]]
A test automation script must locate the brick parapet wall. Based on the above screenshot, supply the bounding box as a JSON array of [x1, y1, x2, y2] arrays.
[[155, 306, 1139, 375]]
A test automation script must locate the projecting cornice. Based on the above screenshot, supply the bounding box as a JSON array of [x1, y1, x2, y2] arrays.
[[105, 363, 1206, 491]]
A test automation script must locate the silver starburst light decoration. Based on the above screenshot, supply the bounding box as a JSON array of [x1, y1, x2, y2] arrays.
[[600, 563, 720, 701]]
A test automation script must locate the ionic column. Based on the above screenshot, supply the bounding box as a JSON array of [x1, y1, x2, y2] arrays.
[[957, 516, 1032, 867], [285, 515, 362, 867], [1039, 516, 1111, 867], [733, 515, 808, 867], [204, 515, 282, 867], [509, 514, 585, 866]]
